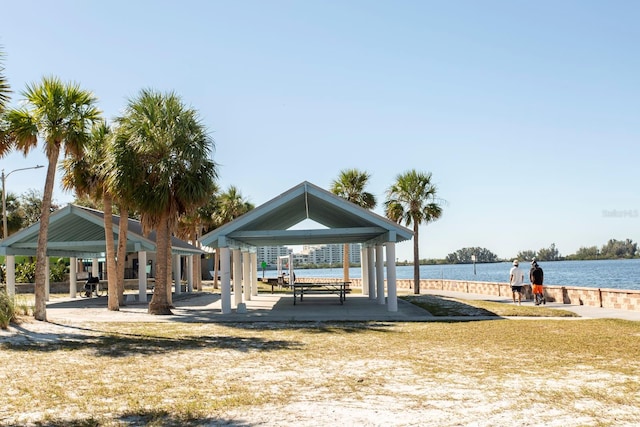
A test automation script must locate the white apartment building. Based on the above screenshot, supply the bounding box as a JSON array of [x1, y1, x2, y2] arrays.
[[257, 243, 362, 266], [301, 243, 361, 265], [256, 246, 291, 266]]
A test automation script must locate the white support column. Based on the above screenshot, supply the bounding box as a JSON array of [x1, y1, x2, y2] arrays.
[[6, 255, 15, 297], [173, 254, 181, 295], [232, 249, 242, 307], [92, 257, 99, 279], [367, 247, 376, 300], [220, 247, 231, 314], [186, 255, 194, 293], [385, 242, 398, 312], [289, 253, 294, 284], [251, 252, 258, 297], [361, 246, 369, 296], [376, 245, 385, 305], [45, 257, 50, 301], [69, 257, 77, 298], [138, 251, 147, 302], [242, 251, 251, 301]]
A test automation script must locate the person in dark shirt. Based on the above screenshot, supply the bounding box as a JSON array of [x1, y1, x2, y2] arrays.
[[529, 259, 545, 305]]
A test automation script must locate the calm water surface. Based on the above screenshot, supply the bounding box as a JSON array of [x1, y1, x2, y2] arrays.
[[272, 259, 640, 290]]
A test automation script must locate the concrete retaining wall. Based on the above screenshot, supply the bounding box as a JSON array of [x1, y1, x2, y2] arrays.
[[300, 277, 640, 312]]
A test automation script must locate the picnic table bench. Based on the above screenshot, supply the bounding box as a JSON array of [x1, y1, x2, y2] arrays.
[[292, 282, 351, 305], [260, 276, 289, 293]]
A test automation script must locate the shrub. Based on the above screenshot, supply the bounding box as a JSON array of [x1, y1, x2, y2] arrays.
[[15, 259, 68, 283], [16, 262, 36, 283], [50, 258, 68, 282], [13, 295, 33, 317], [0, 290, 16, 329]]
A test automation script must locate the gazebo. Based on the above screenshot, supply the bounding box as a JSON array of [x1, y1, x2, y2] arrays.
[[199, 181, 413, 313], [0, 204, 203, 300]]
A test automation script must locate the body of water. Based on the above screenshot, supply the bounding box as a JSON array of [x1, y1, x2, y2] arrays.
[[266, 259, 640, 291]]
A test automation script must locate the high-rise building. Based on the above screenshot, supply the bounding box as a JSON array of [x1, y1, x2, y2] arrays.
[[257, 243, 361, 266], [300, 243, 361, 264], [256, 246, 291, 266]]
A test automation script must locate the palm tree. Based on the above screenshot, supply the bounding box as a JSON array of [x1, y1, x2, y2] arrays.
[[1, 193, 22, 236], [176, 183, 220, 291], [112, 89, 217, 315], [4, 76, 100, 320], [212, 186, 254, 225], [330, 169, 377, 282], [0, 47, 9, 113], [209, 186, 254, 290], [61, 120, 121, 310], [104, 134, 138, 306], [385, 170, 443, 294], [0, 47, 12, 154]]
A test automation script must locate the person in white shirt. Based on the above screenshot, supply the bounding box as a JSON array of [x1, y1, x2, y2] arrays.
[[509, 260, 524, 305]]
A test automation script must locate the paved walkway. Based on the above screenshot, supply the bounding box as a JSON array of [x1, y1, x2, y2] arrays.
[[42, 289, 640, 324]]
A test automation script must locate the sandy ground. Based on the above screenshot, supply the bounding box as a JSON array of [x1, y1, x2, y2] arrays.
[[2, 318, 640, 427]]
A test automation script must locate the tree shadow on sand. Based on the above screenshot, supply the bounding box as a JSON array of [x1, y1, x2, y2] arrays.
[[402, 294, 499, 317], [17, 410, 252, 427], [1, 322, 304, 356]]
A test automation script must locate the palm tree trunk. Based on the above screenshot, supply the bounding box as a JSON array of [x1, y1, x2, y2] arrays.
[[103, 194, 119, 311], [194, 224, 202, 291], [413, 222, 420, 294], [166, 231, 173, 306], [149, 215, 172, 315], [213, 250, 220, 290], [33, 149, 59, 321], [343, 243, 350, 283], [116, 207, 129, 305]]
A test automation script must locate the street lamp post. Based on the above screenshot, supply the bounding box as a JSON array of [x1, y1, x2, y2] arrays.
[[2, 165, 44, 239]]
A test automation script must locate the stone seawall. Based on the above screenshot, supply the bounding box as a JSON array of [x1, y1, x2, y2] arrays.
[[300, 277, 640, 312]]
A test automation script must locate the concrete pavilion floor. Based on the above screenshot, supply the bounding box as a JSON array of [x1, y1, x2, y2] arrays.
[[42, 288, 640, 324], [44, 291, 434, 324]]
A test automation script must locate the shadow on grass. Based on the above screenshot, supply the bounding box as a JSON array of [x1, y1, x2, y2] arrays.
[[401, 295, 499, 317], [401, 294, 580, 318], [225, 321, 398, 334], [2, 322, 304, 356], [24, 411, 251, 427]]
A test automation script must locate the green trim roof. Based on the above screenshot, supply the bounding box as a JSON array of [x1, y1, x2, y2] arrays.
[[200, 181, 413, 250], [0, 204, 203, 257]]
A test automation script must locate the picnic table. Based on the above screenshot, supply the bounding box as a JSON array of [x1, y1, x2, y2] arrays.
[[292, 281, 351, 305], [261, 276, 289, 293]]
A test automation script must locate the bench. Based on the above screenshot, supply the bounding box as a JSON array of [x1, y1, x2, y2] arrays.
[[259, 276, 289, 293], [292, 282, 351, 305]]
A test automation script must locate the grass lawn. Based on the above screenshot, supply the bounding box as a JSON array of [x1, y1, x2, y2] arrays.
[[401, 294, 581, 317], [1, 290, 639, 426]]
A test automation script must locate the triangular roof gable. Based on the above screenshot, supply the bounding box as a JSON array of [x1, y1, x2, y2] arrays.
[[0, 204, 202, 257], [200, 181, 413, 249]]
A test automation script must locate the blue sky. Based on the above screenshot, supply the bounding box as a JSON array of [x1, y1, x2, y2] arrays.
[[1, 0, 638, 261]]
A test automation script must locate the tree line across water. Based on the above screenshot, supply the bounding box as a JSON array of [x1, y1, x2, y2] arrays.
[[425, 239, 639, 265]]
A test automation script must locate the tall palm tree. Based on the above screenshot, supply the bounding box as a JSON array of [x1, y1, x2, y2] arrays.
[[61, 120, 121, 310], [385, 170, 443, 294], [4, 76, 100, 320], [112, 89, 217, 315], [176, 183, 220, 291], [209, 185, 254, 290], [212, 186, 253, 225], [0, 47, 12, 154], [104, 132, 138, 306], [330, 169, 377, 282], [0, 47, 9, 113]]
